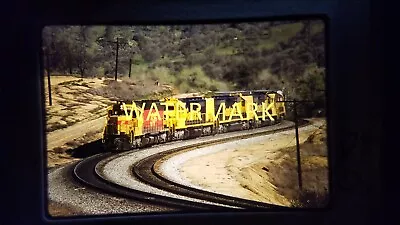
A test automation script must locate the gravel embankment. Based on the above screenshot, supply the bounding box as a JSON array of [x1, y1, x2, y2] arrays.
[[98, 121, 294, 207], [47, 120, 295, 216], [47, 163, 175, 216], [157, 119, 324, 194], [98, 144, 233, 207]]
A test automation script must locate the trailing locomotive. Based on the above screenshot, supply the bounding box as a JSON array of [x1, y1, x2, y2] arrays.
[[102, 90, 286, 151]]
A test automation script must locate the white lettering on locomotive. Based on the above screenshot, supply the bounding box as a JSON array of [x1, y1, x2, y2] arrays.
[[228, 102, 243, 120], [213, 102, 226, 121], [247, 102, 259, 120], [146, 102, 162, 121], [160, 102, 174, 119], [121, 100, 275, 122], [177, 102, 186, 117], [262, 102, 274, 121], [189, 103, 202, 120]]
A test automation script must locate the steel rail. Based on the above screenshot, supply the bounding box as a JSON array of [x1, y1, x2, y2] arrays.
[[132, 119, 309, 210], [73, 153, 234, 211], [73, 119, 309, 211]]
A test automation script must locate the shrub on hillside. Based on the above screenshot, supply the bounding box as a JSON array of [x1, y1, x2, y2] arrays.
[[175, 66, 230, 93], [291, 189, 329, 208], [148, 67, 176, 85], [203, 63, 225, 80], [253, 69, 283, 90], [87, 79, 171, 101]]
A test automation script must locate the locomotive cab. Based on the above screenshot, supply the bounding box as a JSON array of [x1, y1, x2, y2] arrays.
[[103, 101, 137, 151]]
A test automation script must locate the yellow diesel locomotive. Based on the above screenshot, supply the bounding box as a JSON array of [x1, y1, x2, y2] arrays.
[[102, 90, 286, 151]]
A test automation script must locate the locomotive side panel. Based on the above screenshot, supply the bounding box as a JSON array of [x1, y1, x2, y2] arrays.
[[141, 100, 165, 134], [213, 95, 244, 123], [180, 98, 206, 126]]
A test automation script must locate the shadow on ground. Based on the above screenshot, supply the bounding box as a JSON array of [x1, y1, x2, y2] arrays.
[[66, 139, 106, 158]]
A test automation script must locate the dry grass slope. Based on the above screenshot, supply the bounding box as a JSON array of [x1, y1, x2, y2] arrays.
[[265, 124, 329, 207]]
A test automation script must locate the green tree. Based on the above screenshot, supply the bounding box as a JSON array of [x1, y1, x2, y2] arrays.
[[75, 26, 105, 77]]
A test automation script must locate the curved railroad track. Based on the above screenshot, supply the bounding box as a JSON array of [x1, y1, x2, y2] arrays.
[[73, 153, 232, 211], [72, 119, 309, 211]]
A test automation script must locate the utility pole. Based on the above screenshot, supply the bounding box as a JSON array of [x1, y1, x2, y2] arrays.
[[277, 99, 315, 190], [115, 38, 119, 81], [44, 48, 52, 106], [98, 37, 124, 81], [128, 58, 132, 78], [293, 99, 302, 190]]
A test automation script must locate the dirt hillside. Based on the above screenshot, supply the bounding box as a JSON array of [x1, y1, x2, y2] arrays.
[[263, 123, 328, 207], [179, 119, 328, 207], [44, 75, 173, 168]]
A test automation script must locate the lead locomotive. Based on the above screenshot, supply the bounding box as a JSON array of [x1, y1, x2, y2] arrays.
[[102, 90, 286, 151]]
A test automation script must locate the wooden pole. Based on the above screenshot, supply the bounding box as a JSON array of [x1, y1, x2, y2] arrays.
[[129, 58, 132, 78], [46, 50, 52, 106], [294, 99, 302, 190], [115, 38, 119, 81]]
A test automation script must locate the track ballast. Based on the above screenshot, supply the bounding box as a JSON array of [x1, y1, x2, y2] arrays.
[[72, 120, 309, 211]]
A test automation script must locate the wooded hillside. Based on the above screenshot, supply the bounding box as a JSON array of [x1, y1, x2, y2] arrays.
[[42, 20, 325, 117]]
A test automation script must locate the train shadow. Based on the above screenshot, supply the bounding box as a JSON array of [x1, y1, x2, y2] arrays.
[[66, 139, 106, 158]]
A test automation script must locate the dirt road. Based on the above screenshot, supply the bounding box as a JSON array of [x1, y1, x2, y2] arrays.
[[46, 116, 105, 150], [44, 75, 176, 168], [43, 76, 111, 168]]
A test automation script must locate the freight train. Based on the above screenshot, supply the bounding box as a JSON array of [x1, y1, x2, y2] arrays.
[[102, 90, 286, 151]]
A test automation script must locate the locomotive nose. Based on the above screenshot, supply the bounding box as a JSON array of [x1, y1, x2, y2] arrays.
[[107, 116, 118, 135]]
